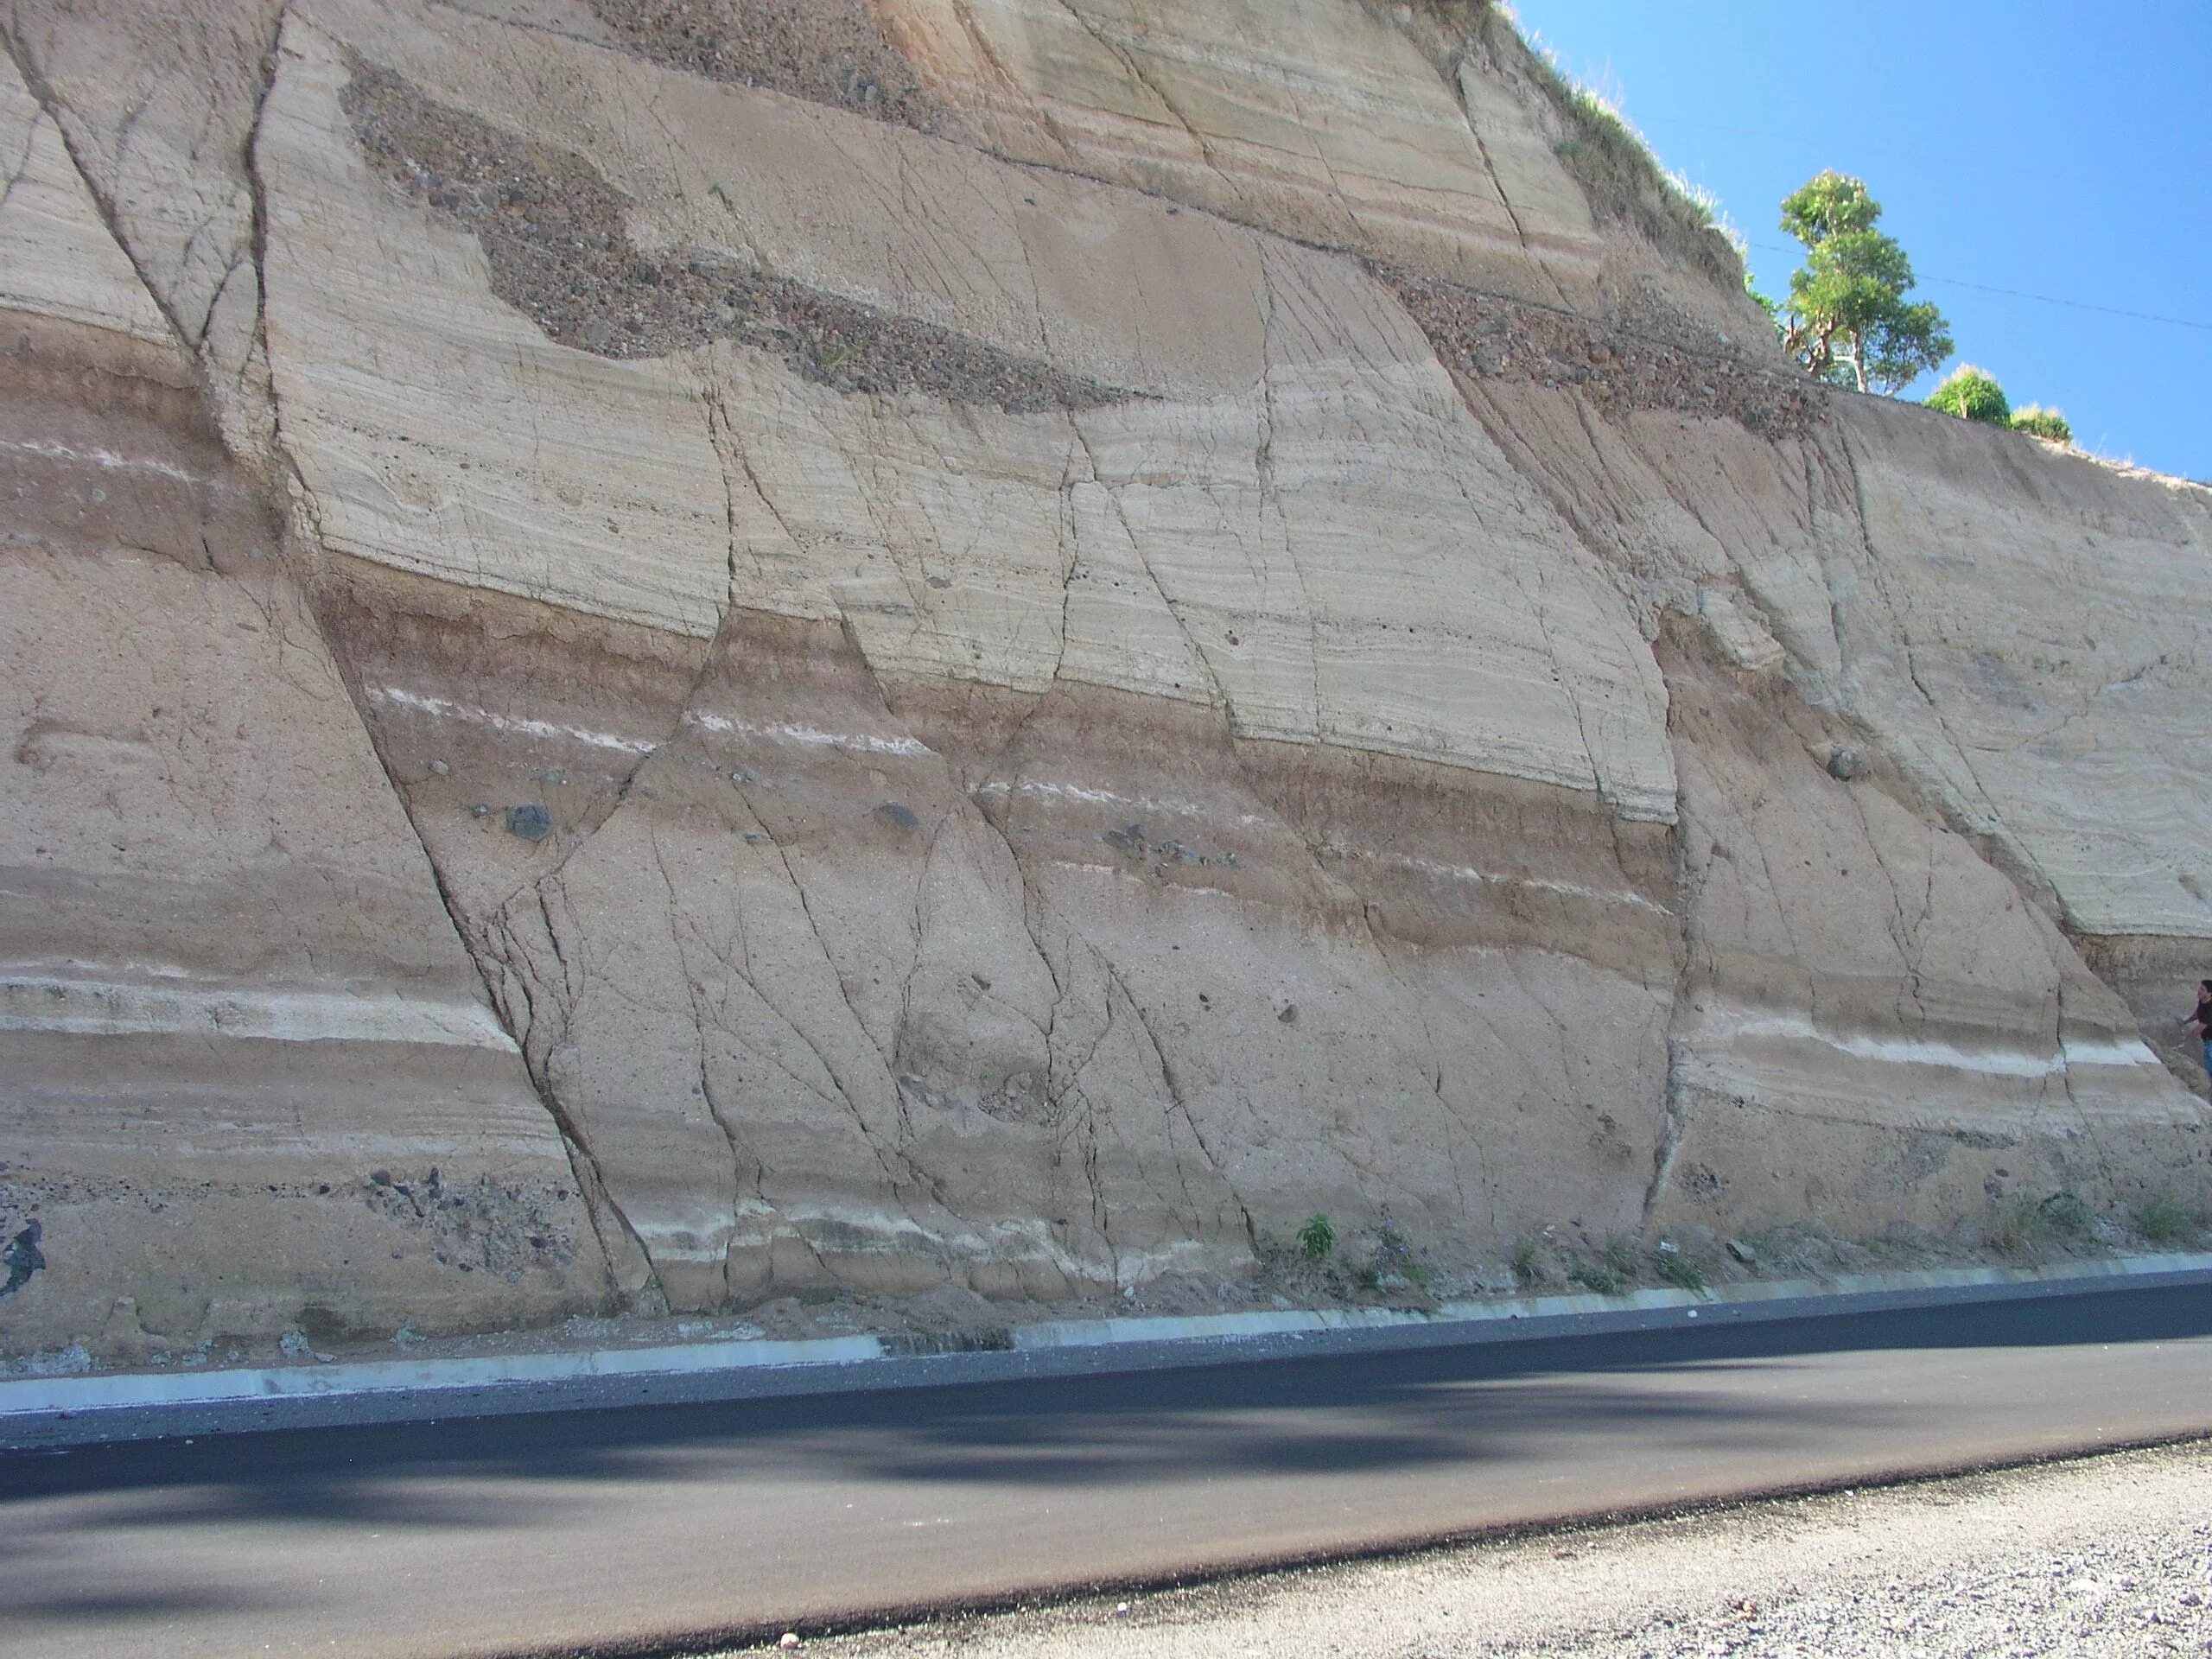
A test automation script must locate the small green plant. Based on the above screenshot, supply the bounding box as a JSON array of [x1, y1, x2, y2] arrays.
[[1370, 1211, 1435, 1289], [2138, 1190, 2201, 1246], [1354, 1264, 1382, 1292], [1510, 1236, 1542, 1284], [2009, 404, 2073, 442], [1987, 1191, 2088, 1256], [1297, 1213, 1336, 1262], [1986, 1200, 2034, 1257], [1600, 1236, 1639, 1277], [1926, 365, 2012, 425], [2038, 1191, 2092, 1236], [1655, 1249, 1706, 1292], [1568, 1258, 1627, 1295]]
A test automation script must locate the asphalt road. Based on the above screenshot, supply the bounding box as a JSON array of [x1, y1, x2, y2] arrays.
[[5, 1284, 2211, 1659]]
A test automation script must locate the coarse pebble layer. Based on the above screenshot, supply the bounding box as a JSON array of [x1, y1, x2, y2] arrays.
[[340, 58, 1128, 410], [1376, 261, 1822, 438], [581, 0, 947, 130]]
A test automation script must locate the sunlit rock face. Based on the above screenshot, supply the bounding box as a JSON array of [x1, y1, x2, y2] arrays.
[[0, 37, 615, 1357], [3, 0, 2207, 1351]]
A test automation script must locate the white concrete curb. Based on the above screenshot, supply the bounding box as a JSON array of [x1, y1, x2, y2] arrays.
[[5, 1249, 2209, 1446], [0, 1334, 886, 1417], [1007, 1250, 2212, 1349]]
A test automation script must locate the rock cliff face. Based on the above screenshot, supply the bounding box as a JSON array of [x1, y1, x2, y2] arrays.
[[3, 0, 2208, 1351]]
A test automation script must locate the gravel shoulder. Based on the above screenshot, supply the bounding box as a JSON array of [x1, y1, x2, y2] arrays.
[[721, 1440, 2212, 1658]]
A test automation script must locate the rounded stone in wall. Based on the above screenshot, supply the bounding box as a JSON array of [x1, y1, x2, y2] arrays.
[[505, 803, 553, 841]]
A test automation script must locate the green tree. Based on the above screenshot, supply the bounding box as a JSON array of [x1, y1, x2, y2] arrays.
[[1777, 171, 1951, 393], [1926, 364, 2011, 423]]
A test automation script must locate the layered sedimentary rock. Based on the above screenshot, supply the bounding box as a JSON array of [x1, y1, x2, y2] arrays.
[[3, 0, 2207, 1351], [0, 38, 610, 1354]]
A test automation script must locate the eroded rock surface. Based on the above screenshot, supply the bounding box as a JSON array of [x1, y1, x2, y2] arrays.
[[3, 0, 2207, 1354], [0, 46, 613, 1355]]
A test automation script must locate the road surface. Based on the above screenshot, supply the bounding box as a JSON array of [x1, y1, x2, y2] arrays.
[[4, 1282, 2210, 1658]]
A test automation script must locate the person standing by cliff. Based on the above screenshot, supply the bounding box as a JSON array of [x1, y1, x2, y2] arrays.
[[2187, 982, 2212, 1078]]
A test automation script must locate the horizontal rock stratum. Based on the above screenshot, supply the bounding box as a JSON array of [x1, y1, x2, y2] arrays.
[[3, 0, 2208, 1356]]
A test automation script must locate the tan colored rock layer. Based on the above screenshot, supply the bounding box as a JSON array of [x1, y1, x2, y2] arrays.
[[1458, 373, 2212, 942], [1655, 633, 2196, 1237], [1, 0, 2207, 1356], [1, 0, 287, 461], [256, 0, 1681, 814], [316, 561, 1677, 1304], [0, 309, 614, 1354]]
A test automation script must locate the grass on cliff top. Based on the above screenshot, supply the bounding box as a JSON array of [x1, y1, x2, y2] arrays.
[[1391, 0, 1742, 284], [1503, 14, 1746, 283]]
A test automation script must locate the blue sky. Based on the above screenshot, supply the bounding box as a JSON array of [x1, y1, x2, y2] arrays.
[[1512, 0, 2212, 481]]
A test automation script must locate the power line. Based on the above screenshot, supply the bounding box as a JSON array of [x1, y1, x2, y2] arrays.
[[1639, 111, 1924, 162], [1743, 242, 2212, 334]]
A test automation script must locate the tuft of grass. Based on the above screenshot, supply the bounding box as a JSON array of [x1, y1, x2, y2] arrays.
[[1568, 1257, 1627, 1295], [2138, 1190, 2202, 1247], [2038, 1191, 2092, 1236], [1599, 1236, 1639, 1276], [2009, 404, 2073, 443], [1297, 1213, 1336, 1262], [1987, 1191, 2090, 1256], [1985, 1210, 2032, 1256], [1370, 1212, 1435, 1289], [1654, 1249, 1705, 1292], [1382, 3, 1740, 283], [1510, 1236, 1542, 1284], [1517, 38, 1740, 283]]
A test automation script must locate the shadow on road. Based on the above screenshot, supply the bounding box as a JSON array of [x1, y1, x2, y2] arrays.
[[2, 1282, 2207, 1632]]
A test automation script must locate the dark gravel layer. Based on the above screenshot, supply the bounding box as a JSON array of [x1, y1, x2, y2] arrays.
[[1378, 262, 1822, 439], [340, 60, 1129, 413], [583, 0, 947, 132]]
